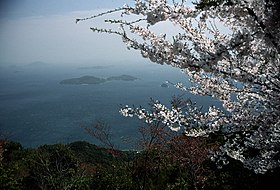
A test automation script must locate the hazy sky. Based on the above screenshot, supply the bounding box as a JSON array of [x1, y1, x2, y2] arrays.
[[0, 0, 143, 65], [0, 0, 133, 18]]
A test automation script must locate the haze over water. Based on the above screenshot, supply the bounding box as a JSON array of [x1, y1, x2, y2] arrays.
[[0, 60, 222, 149], [0, 1, 221, 149]]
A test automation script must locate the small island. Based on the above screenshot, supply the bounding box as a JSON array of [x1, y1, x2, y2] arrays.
[[60, 75, 138, 85], [60, 76, 106, 85], [160, 83, 169, 88], [107, 75, 138, 81]]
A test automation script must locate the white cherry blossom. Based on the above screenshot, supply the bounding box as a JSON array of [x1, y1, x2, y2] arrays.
[[78, 0, 280, 174]]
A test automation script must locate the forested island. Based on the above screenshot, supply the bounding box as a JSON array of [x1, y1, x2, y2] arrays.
[[60, 75, 138, 85]]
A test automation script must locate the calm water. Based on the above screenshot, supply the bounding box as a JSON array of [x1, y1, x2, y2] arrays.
[[0, 61, 222, 149]]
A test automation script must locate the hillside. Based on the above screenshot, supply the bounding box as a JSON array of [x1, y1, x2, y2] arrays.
[[0, 139, 279, 190]]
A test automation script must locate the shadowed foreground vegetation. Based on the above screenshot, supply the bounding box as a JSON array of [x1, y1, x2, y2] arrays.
[[1, 138, 280, 190]]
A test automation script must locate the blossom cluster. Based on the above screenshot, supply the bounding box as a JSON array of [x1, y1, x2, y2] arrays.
[[78, 0, 280, 173], [120, 102, 227, 135]]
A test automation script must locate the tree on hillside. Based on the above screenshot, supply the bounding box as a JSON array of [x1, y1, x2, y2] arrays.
[[77, 0, 280, 174]]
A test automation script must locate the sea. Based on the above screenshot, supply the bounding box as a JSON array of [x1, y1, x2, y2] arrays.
[[0, 60, 222, 149]]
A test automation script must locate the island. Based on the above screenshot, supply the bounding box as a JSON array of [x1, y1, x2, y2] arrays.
[[77, 66, 109, 70], [60, 76, 106, 85], [107, 75, 138, 81], [160, 83, 169, 88], [60, 75, 138, 85]]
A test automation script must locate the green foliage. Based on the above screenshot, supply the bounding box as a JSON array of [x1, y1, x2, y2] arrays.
[[1, 140, 280, 189], [2, 141, 24, 163], [167, 177, 189, 190], [0, 163, 22, 190], [69, 141, 116, 165], [0, 141, 28, 190], [27, 144, 85, 190], [90, 168, 134, 190]]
